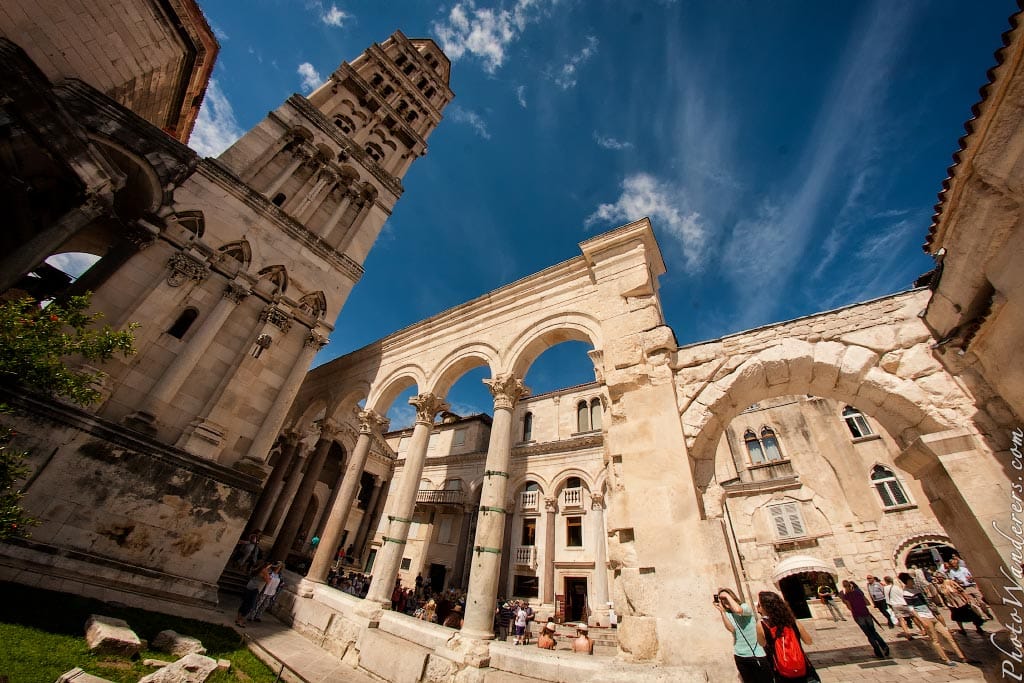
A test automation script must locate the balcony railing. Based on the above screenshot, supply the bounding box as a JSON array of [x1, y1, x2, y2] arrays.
[[520, 490, 539, 512], [415, 489, 464, 505], [560, 486, 584, 511], [512, 545, 537, 568]]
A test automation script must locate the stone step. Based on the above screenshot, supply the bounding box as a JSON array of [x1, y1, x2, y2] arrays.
[[217, 566, 251, 595]]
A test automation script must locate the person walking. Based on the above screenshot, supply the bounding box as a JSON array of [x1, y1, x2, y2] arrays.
[[817, 584, 846, 621], [714, 588, 770, 683], [248, 561, 283, 622], [947, 557, 994, 620], [757, 591, 816, 683], [931, 570, 986, 634], [839, 580, 890, 658], [882, 575, 916, 640], [865, 574, 896, 627], [899, 572, 971, 667]]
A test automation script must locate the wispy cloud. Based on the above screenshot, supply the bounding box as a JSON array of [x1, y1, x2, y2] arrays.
[[553, 36, 598, 89], [297, 62, 323, 92], [387, 405, 416, 430], [448, 105, 491, 139], [586, 173, 707, 269], [515, 85, 527, 108], [721, 2, 916, 327], [212, 24, 229, 42], [433, 0, 554, 73], [46, 253, 101, 279], [593, 132, 632, 150], [320, 4, 350, 27], [188, 79, 243, 157]]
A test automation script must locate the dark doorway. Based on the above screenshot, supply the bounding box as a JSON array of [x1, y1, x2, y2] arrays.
[[564, 577, 588, 622], [779, 574, 813, 619], [905, 542, 957, 569], [429, 563, 447, 592]]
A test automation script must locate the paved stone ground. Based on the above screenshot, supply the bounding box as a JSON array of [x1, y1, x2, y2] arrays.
[[802, 616, 1006, 682]]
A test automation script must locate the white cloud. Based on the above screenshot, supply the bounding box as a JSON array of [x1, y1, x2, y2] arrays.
[[321, 4, 350, 27], [212, 24, 229, 42], [297, 62, 323, 92], [448, 105, 491, 139], [387, 405, 416, 430], [553, 35, 598, 89], [593, 132, 633, 150], [586, 173, 707, 268], [188, 79, 243, 157], [515, 85, 527, 108], [433, 0, 553, 73], [46, 253, 101, 279]]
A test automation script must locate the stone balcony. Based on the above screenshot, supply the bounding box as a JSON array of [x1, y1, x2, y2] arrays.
[[520, 490, 539, 512], [512, 545, 537, 569], [560, 486, 585, 512], [415, 489, 464, 505]]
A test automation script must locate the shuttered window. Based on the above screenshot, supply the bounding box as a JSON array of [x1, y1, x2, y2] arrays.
[[768, 502, 806, 539]]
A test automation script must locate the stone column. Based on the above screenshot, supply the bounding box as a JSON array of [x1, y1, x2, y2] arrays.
[[589, 493, 609, 624], [335, 197, 373, 253], [320, 188, 358, 240], [497, 506, 514, 601], [307, 410, 389, 583], [453, 506, 475, 589], [248, 432, 301, 533], [462, 374, 529, 640], [264, 148, 308, 198], [294, 169, 338, 224], [270, 421, 339, 561], [365, 393, 448, 605], [242, 331, 327, 468], [314, 473, 344, 540], [135, 282, 247, 422], [266, 448, 308, 536], [352, 477, 384, 557], [543, 496, 557, 605]]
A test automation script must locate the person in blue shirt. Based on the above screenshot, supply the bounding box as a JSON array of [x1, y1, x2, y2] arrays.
[[715, 587, 771, 682]]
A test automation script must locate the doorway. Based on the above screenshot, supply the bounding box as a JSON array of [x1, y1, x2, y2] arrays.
[[564, 577, 588, 622], [429, 563, 447, 593], [778, 574, 815, 619]]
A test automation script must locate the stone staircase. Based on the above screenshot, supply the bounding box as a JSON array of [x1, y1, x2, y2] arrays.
[[217, 565, 250, 595]]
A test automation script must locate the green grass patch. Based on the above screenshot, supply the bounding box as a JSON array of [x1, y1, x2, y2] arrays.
[[0, 582, 277, 682]]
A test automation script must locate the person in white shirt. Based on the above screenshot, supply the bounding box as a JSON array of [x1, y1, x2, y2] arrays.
[[882, 575, 915, 640], [865, 575, 896, 627]]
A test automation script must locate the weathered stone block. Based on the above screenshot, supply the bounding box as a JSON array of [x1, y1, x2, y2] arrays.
[[137, 653, 219, 683], [84, 614, 142, 657], [617, 615, 660, 661], [811, 341, 845, 389], [152, 630, 207, 657], [358, 628, 429, 683], [835, 344, 879, 395], [56, 668, 116, 683]]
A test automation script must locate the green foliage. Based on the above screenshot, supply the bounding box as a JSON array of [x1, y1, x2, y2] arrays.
[[0, 295, 137, 406], [0, 582, 278, 682], [0, 294, 136, 540]]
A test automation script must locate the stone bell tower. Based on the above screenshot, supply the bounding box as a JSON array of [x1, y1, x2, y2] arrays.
[[218, 31, 453, 267]]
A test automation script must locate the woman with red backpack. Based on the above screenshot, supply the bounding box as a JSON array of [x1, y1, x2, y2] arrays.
[[757, 591, 818, 682]]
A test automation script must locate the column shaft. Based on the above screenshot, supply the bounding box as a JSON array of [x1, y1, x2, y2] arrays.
[[352, 478, 383, 556], [320, 190, 356, 239], [266, 451, 307, 536], [366, 393, 447, 605], [590, 495, 609, 623], [543, 500, 556, 604], [248, 434, 300, 533], [265, 154, 305, 197], [270, 424, 338, 561], [462, 374, 528, 639]]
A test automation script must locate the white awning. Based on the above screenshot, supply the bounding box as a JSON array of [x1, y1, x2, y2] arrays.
[[772, 555, 837, 583]]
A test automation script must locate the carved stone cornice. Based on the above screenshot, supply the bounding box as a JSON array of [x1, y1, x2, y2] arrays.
[[223, 282, 249, 303], [484, 374, 530, 411], [358, 409, 391, 436], [285, 95, 404, 198], [166, 252, 208, 286], [305, 331, 328, 349], [512, 433, 603, 458], [260, 305, 292, 333], [409, 393, 449, 426], [198, 159, 365, 285], [317, 418, 341, 440]]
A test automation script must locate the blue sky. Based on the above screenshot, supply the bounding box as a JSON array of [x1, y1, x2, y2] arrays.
[[189, 0, 1017, 426]]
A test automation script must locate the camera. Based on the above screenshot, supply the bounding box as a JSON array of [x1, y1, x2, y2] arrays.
[[712, 594, 720, 604]]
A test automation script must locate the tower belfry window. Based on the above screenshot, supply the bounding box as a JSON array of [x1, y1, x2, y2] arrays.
[[576, 401, 589, 433]]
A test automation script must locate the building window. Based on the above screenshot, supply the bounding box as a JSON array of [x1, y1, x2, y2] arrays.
[[522, 518, 536, 546], [522, 412, 533, 441], [403, 63, 415, 75], [513, 575, 539, 598], [334, 115, 355, 134], [871, 465, 910, 509], [382, 85, 395, 98], [394, 54, 407, 67], [768, 502, 806, 539], [167, 307, 198, 339], [843, 406, 873, 438], [437, 516, 453, 544], [370, 73, 384, 87], [271, 193, 286, 206], [400, 557, 411, 570], [590, 398, 602, 430], [744, 426, 784, 464], [453, 428, 466, 446], [760, 427, 783, 461], [744, 429, 766, 464], [425, 86, 436, 99], [576, 401, 589, 433], [566, 516, 583, 547], [364, 142, 385, 162]]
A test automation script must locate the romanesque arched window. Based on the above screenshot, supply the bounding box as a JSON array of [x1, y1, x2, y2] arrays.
[[370, 73, 384, 87], [334, 115, 355, 134], [843, 406, 873, 438], [167, 307, 198, 339], [590, 398, 602, 430], [406, 110, 419, 124], [523, 411, 533, 442], [364, 142, 384, 162], [871, 465, 910, 509], [744, 429, 765, 464], [394, 54, 407, 67], [576, 401, 590, 433], [425, 86, 436, 99]]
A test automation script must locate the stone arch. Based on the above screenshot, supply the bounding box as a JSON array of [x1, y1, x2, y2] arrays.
[[298, 291, 327, 319], [892, 532, 954, 568], [257, 264, 288, 295], [506, 313, 604, 379], [684, 340, 951, 481], [427, 343, 501, 398], [291, 398, 328, 433], [366, 365, 427, 415], [216, 240, 252, 271], [508, 473, 550, 499], [550, 469, 595, 494], [88, 135, 162, 218]]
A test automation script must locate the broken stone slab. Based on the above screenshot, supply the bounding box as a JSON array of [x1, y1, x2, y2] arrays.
[[56, 668, 116, 683], [84, 615, 142, 657], [152, 629, 207, 657], [143, 658, 172, 667], [137, 653, 219, 683]]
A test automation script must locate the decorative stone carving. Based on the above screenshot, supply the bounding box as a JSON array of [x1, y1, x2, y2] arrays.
[[357, 409, 391, 436], [305, 331, 328, 348], [222, 282, 248, 303], [260, 306, 292, 333], [409, 393, 449, 426], [318, 418, 341, 440], [166, 253, 207, 287], [483, 373, 530, 410], [591, 493, 605, 511], [544, 496, 558, 513]]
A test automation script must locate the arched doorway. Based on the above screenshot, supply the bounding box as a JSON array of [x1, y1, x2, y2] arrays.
[[904, 542, 957, 570], [773, 555, 837, 619]]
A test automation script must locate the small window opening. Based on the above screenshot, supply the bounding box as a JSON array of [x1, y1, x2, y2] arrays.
[[271, 193, 286, 206], [167, 308, 198, 339]]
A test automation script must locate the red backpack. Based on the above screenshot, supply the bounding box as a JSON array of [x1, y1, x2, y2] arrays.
[[768, 625, 807, 679]]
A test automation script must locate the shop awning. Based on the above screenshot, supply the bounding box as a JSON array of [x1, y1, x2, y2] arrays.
[[772, 555, 837, 583]]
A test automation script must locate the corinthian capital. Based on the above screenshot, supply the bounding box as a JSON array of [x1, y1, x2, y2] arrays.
[[358, 409, 390, 436], [318, 418, 341, 440], [409, 393, 449, 426], [483, 374, 530, 410]]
